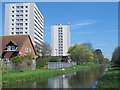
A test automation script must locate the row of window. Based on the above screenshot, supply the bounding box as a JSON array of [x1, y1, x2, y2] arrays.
[[12, 6, 28, 9], [12, 10, 28, 13], [12, 14, 28, 18], [58, 27, 63, 30], [15, 23, 28, 26], [11, 27, 28, 30], [11, 32, 27, 35], [7, 45, 31, 53]]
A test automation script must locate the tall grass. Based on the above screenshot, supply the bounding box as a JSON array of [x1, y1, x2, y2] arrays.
[[96, 65, 120, 89], [3, 64, 101, 86]]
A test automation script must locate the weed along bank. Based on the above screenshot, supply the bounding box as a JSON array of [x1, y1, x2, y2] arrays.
[[2, 64, 103, 88]]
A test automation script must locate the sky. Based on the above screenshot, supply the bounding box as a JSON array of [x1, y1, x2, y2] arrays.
[[0, 2, 118, 60]]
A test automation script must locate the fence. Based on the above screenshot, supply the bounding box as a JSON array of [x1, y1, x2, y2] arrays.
[[48, 62, 76, 69]]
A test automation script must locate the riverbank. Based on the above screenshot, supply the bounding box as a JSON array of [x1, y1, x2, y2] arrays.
[[3, 64, 101, 87], [96, 65, 120, 89]]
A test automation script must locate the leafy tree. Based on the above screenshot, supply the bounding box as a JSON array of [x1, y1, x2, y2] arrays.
[[103, 58, 109, 64], [68, 44, 94, 63], [111, 46, 120, 65], [41, 42, 52, 57], [94, 49, 104, 64]]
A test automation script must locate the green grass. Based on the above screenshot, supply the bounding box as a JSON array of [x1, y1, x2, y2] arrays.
[[3, 64, 101, 87], [96, 65, 120, 89]]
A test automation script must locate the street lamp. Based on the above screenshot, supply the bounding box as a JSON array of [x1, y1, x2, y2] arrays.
[[55, 49, 57, 56]]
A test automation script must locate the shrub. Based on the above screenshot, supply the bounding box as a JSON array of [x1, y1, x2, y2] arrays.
[[12, 56, 24, 66], [37, 57, 49, 68], [49, 57, 61, 62]]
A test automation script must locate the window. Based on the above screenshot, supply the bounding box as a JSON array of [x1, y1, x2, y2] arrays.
[[12, 6, 14, 9], [16, 10, 19, 13], [7, 45, 16, 51], [20, 23, 23, 26], [25, 19, 28, 21], [25, 23, 27, 25], [19, 28, 23, 30], [12, 23, 14, 26], [16, 23, 19, 26], [16, 6, 19, 8], [20, 32, 23, 34], [12, 28, 14, 30], [16, 28, 19, 30], [12, 15, 14, 17], [20, 19, 23, 21], [25, 10, 28, 12], [16, 19, 19, 21], [12, 11, 14, 13], [25, 32, 27, 34], [12, 19, 14, 21], [25, 48, 31, 53], [16, 15, 19, 17], [16, 32, 19, 35], [20, 10, 23, 13], [11, 32, 14, 34], [25, 14, 28, 17], [26, 6, 28, 8], [20, 6, 23, 8], [20, 15, 23, 17], [25, 27, 27, 30]]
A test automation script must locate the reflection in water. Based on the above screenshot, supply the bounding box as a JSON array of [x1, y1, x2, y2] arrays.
[[3, 65, 107, 88]]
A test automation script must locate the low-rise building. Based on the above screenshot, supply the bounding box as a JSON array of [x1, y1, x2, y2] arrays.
[[0, 35, 37, 60]]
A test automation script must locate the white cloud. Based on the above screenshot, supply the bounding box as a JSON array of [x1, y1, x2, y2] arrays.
[[71, 19, 96, 29]]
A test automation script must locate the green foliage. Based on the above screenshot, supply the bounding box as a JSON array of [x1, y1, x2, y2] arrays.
[[96, 65, 120, 88], [24, 52, 33, 60], [49, 57, 61, 62], [111, 46, 120, 65], [12, 56, 24, 65], [12, 53, 33, 71], [94, 49, 104, 64], [103, 58, 109, 64], [68, 44, 94, 63], [37, 57, 49, 68]]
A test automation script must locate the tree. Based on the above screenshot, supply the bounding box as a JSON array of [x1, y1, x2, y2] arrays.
[[41, 42, 52, 57], [68, 44, 94, 63], [111, 46, 120, 65], [94, 49, 104, 64], [34, 43, 41, 57], [103, 58, 109, 64]]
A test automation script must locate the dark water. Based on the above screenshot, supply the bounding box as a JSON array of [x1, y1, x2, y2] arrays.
[[3, 65, 107, 88]]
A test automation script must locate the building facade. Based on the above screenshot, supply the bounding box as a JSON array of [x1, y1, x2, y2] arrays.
[[0, 35, 37, 60], [4, 3, 44, 56], [51, 24, 70, 56]]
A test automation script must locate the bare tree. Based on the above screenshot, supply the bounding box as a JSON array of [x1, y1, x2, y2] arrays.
[[41, 42, 52, 57]]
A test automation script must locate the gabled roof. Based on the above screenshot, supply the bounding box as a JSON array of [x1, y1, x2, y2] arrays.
[[0, 35, 36, 55]]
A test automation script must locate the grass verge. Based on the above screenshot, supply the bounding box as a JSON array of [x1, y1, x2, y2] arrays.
[[3, 64, 101, 87], [96, 65, 120, 89]]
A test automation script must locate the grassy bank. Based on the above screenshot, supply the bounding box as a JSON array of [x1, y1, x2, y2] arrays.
[[3, 64, 101, 86], [96, 65, 120, 89]]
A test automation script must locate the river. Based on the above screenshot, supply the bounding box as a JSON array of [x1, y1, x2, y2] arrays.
[[3, 65, 107, 88]]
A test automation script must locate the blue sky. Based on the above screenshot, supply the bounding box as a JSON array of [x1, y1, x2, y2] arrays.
[[0, 2, 118, 60]]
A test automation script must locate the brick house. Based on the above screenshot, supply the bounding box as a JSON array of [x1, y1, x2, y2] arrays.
[[0, 35, 37, 60]]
